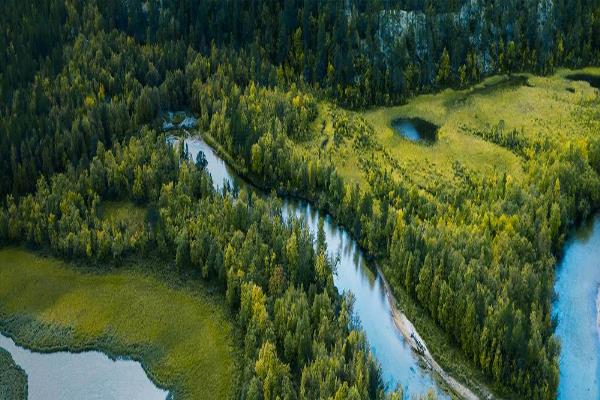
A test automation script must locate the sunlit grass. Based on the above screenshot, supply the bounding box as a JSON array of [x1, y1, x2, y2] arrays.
[[0, 248, 235, 400], [305, 69, 600, 192]]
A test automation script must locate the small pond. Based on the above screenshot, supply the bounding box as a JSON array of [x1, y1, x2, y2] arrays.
[[392, 118, 438, 143], [0, 333, 168, 400], [566, 73, 600, 89], [553, 214, 600, 399]]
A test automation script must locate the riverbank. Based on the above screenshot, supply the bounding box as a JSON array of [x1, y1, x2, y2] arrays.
[[0, 346, 27, 400], [377, 266, 489, 400], [0, 247, 236, 400], [189, 131, 497, 399]]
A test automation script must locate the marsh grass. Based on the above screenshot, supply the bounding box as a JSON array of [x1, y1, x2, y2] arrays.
[[0, 247, 235, 400], [0, 346, 27, 400]]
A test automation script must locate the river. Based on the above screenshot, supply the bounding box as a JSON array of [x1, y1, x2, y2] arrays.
[[553, 215, 600, 399], [185, 137, 449, 398]]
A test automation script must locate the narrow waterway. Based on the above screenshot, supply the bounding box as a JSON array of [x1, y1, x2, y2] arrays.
[[185, 137, 449, 398], [553, 215, 600, 399], [0, 333, 168, 400]]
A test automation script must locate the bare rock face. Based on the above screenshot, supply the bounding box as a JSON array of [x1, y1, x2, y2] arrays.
[[374, 0, 556, 80], [377, 9, 428, 59], [375, 0, 489, 78]]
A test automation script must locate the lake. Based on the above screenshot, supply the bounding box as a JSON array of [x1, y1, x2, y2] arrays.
[[0, 333, 168, 400], [565, 73, 600, 89]]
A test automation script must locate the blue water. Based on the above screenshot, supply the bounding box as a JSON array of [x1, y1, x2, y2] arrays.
[[185, 137, 448, 398], [0, 333, 168, 400], [394, 121, 422, 142], [553, 216, 600, 399]]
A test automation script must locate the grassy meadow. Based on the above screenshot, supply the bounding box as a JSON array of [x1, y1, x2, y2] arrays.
[[306, 68, 600, 191], [0, 247, 235, 400]]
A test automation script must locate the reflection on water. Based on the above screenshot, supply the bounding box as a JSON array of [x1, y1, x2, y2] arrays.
[[553, 215, 600, 400], [185, 137, 448, 398], [391, 118, 438, 143], [0, 333, 168, 400]]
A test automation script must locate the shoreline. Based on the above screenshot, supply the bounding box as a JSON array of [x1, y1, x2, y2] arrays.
[[188, 130, 495, 400], [376, 265, 490, 400], [0, 247, 236, 400]]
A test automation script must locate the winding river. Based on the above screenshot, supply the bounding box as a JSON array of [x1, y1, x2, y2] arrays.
[[185, 137, 449, 398], [0, 333, 168, 400], [2, 124, 595, 399], [553, 215, 600, 399], [190, 134, 600, 399]]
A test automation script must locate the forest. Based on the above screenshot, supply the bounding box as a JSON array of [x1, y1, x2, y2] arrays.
[[1, 1, 600, 399]]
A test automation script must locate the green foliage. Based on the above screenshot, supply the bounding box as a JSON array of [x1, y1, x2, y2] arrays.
[[0, 347, 28, 400], [1, 132, 395, 399]]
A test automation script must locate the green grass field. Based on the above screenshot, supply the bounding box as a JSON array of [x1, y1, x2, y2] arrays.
[[305, 68, 600, 192], [0, 248, 235, 400], [0, 346, 27, 400]]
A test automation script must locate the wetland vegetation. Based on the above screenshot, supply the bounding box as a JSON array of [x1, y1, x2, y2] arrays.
[[0, 247, 234, 399], [0, 345, 28, 400]]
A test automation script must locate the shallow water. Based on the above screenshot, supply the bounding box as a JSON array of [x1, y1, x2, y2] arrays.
[[0, 333, 168, 400], [391, 118, 438, 143], [553, 215, 600, 399], [185, 137, 448, 398]]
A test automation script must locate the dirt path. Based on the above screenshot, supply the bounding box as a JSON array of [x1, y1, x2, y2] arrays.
[[376, 265, 494, 400]]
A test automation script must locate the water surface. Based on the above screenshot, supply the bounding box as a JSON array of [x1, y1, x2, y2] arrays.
[[185, 137, 448, 398], [0, 333, 168, 400], [391, 118, 438, 143], [553, 215, 600, 399]]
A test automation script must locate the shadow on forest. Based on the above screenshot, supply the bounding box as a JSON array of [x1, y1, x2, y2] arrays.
[[566, 73, 600, 89], [446, 75, 530, 108]]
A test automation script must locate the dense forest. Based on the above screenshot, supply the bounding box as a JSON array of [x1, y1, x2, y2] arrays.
[[1, 1, 600, 399]]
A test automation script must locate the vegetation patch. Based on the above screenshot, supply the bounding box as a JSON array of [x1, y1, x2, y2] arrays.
[[100, 201, 148, 233], [0, 248, 235, 400], [0, 346, 27, 400]]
